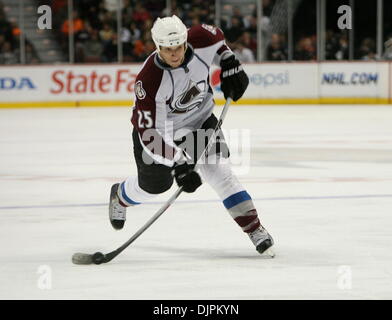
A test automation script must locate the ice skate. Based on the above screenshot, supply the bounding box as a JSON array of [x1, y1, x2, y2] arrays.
[[248, 226, 274, 256], [109, 183, 127, 230]]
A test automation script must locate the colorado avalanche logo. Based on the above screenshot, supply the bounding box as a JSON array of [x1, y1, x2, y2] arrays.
[[169, 80, 207, 114]]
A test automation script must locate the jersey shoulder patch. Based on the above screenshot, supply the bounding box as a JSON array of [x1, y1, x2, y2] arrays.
[[134, 80, 146, 100], [135, 54, 163, 100], [187, 24, 225, 49]]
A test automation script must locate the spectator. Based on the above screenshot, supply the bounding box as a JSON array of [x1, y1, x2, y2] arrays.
[[75, 20, 91, 43], [86, 4, 103, 30], [231, 6, 245, 29], [10, 20, 21, 42], [145, 0, 166, 19], [129, 22, 141, 43], [132, 2, 152, 27], [240, 32, 257, 55], [25, 42, 40, 64], [188, 0, 213, 24], [266, 33, 287, 61], [191, 16, 201, 27], [132, 39, 145, 61], [359, 38, 377, 60], [225, 17, 244, 44], [100, 10, 115, 27], [104, 0, 121, 12], [295, 37, 316, 60], [102, 33, 117, 62], [187, 8, 200, 25], [233, 41, 255, 63], [139, 19, 153, 41], [122, 0, 134, 26], [83, 29, 103, 62], [246, 16, 257, 36], [61, 10, 84, 36], [0, 34, 5, 50], [120, 25, 132, 53], [0, 11, 13, 43], [383, 37, 392, 60], [325, 30, 339, 60], [50, 0, 68, 15], [335, 34, 349, 60], [0, 41, 18, 64], [99, 22, 114, 45], [262, 0, 274, 17]]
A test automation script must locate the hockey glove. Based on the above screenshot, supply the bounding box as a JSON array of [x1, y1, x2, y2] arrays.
[[173, 162, 202, 193], [220, 55, 249, 101]]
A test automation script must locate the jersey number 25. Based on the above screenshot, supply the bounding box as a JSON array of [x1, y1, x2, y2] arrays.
[[137, 110, 153, 128]]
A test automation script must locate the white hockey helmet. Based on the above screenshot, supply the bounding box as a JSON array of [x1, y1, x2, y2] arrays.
[[151, 15, 187, 51]]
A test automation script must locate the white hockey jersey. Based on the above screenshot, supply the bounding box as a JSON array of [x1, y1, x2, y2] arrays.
[[130, 24, 233, 166]]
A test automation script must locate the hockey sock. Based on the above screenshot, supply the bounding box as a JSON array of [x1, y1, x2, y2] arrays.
[[199, 156, 261, 233], [118, 176, 158, 206]]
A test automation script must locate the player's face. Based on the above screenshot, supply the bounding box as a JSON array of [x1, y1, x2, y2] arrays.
[[159, 44, 186, 68]]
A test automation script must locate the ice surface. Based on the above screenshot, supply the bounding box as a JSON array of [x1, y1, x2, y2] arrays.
[[0, 105, 392, 299]]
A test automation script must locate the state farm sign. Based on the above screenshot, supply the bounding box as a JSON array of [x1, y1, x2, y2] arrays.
[[50, 69, 138, 94]]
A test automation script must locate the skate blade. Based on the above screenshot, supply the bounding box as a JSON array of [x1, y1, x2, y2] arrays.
[[264, 248, 275, 258], [72, 253, 93, 265]]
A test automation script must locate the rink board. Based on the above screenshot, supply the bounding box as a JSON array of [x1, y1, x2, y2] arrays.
[[0, 62, 391, 107]]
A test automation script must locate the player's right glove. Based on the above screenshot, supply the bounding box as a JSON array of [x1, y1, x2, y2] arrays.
[[220, 55, 249, 101], [173, 162, 202, 193]]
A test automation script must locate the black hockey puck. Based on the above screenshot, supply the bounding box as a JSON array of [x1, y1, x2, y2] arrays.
[[92, 252, 105, 265]]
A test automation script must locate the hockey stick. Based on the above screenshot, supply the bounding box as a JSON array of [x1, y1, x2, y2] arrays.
[[72, 98, 232, 265]]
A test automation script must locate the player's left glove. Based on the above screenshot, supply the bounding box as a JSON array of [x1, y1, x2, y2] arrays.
[[220, 55, 249, 101], [173, 162, 202, 193]]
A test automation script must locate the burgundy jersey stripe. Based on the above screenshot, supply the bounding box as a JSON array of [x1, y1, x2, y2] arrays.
[[188, 24, 225, 49]]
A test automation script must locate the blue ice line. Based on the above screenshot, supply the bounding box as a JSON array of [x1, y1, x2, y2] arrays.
[[0, 194, 391, 210]]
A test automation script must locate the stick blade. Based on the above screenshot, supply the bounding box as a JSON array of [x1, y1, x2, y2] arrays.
[[72, 252, 93, 265]]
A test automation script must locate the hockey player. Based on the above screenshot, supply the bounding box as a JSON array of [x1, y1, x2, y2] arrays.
[[108, 15, 273, 255]]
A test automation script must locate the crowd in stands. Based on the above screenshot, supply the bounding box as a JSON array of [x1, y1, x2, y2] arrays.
[[0, 2, 19, 63], [266, 31, 385, 61], [1, 0, 391, 64], [266, 31, 349, 61], [58, 0, 388, 63], [0, 1, 18, 64], [50, 0, 218, 62], [0, 0, 40, 64]]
